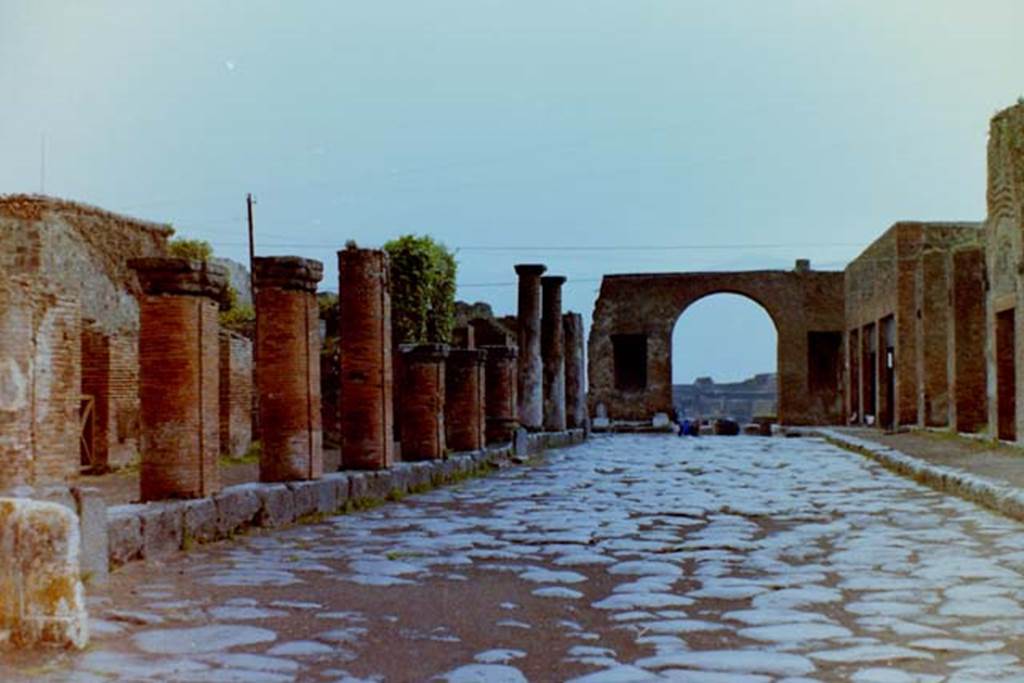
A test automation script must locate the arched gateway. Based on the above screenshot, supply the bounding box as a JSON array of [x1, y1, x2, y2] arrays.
[[588, 266, 846, 425]]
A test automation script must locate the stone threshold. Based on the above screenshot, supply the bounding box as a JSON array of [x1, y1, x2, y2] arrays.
[[107, 429, 587, 570], [817, 428, 1024, 523]]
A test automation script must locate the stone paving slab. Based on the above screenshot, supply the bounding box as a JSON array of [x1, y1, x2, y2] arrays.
[[819, 428, 1024, 523], [104, 429, 586, 570]]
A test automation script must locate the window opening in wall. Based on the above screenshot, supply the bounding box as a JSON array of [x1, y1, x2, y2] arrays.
[[612, 334, 647, 392]]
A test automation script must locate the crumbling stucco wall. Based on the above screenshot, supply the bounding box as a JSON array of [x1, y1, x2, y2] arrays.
[[588, 268, 845, 425]]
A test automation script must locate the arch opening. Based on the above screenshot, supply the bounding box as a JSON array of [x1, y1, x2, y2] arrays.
[[671, 293, 778, 424]]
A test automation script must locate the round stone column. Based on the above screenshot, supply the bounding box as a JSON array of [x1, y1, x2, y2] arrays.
[[541, 275, 567, 432], [399, 344, 448, 461], [254, 256, 324, 482], [131, 258, 227, 501], [514, 264, 546, 430], [338, 246, 395, 469], [445, 348, 487, 452], [480, 345, 518, 444], [563, 312, 586, 429]]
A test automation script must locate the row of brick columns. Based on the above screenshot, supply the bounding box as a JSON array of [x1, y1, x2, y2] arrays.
[[514, 264, 586, 432], [130, 249, 576, 502]]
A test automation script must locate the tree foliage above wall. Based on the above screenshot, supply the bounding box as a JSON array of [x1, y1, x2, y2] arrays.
[[168, 237, 214, 262], [383, 235, 457, 346]]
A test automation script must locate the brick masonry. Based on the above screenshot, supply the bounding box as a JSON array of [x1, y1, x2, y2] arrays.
[[480, 345, 518, 444], [0, 276, 80, 492], [563, 312, 587, 429], [399, 344, 448, 460], [515, 264, 546, 430], [589, 269, 845, 425], [255, 257, 324, 481], [133, 259, 227, 501], [338, 247, 394, 469], [541, 276, 567, 432], [445, 348, 487, 452]]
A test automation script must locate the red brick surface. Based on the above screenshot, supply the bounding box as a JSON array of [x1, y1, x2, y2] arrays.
[[0, 278, 80, 491], [563, 313, 586, 429], [949, 247, 987, 432], [338, 248, 394, 469], [138, 294, 221, 501], [445, 349, 486, 452], [399, 345, 447, 460], [256, 281, 322, 481], [480, 345, 517, 444]]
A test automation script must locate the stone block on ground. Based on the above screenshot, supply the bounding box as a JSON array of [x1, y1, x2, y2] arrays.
[[0, 498, 88, 649], [366, 470, 395, 500], [72, 486, 108, 586], [742, 423, 762, 436], [139, 504, 184, 560], [302, 479, 338, 516], [652, 413, 670, 428], [348, 472, 370, 502], [513, 428, 529, 457], [107, 505, 144, 567], [182, 498, 218, 544], [388, 465, 412, 496], [212, 484, 262, 536], [323, 473, 350, 510], [286, 481, 318, 519], [255, 484, 296, 528]]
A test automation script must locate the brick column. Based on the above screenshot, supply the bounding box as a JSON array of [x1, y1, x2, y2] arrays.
[[338, 246, 394, 469], [399, 344, 448, 460], [255, 256, 324, 482], [563, 312, 586, 429], [131, 258, 226, 501], [949, 246, 987, 433], [541, 275, 567, 431], [515, 264, 546, 430], [446, 348, 487, 451], [480, 345, 518, 444]]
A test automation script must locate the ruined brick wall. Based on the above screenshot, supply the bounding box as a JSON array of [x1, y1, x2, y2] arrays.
[[949, 246, 987, 433], [845, 222, 981, 428], [984, 103, 1024, 440], [0, 195, 171, 469], [0, 277, 80, 492], [219, 331, 253, 459], [588, 269, 845, 425]]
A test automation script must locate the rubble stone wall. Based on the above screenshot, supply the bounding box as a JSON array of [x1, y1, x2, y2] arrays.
[[219, 331, 253, 459]]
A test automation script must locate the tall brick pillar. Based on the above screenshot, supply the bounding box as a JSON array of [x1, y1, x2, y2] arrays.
[[563, 312, 586, 429], [131, 258, 226, 501], [255, 257, 324, 482], [338, 246, 394, 469], [949, 246, 987, 433], [480, 345, 518, 444], [541, 275, 567, 431], [446, 348, 487, 452], [515, 264, 546, 430], [399, 344, 448, 460]]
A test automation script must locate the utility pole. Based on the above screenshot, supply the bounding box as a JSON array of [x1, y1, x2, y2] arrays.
[[247, 193, 256, 304]]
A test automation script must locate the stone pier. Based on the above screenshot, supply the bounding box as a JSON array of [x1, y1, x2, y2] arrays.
[[515, 264, 546, 430], [132, 258, 226, 501], [255, 256, 324, 482], [563, 312, 586, 429], [446, 348, 487, 452], [480, 345, 518, 444], [338, 246, 394, 469], [949, 246, 987, 433], [541, 275, 567, 432], [399, 344, 448, 460]]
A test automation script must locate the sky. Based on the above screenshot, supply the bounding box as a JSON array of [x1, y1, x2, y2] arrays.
[[2, 1, 1022, 383]]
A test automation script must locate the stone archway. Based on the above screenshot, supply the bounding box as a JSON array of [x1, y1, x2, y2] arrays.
[[587, 268, 845, 425]]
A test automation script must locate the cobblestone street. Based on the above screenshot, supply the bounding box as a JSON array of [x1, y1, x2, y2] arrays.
[[10, 434, 1024, 682]]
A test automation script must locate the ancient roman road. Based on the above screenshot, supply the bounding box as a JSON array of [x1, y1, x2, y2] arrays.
[[14, 435, 1024, 682]]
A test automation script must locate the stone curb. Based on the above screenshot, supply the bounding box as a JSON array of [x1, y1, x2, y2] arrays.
[[817, 428, 1024, 522], [106, 428, 586, 569]]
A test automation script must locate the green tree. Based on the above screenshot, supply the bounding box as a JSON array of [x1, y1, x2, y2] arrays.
[[383, 235, 457, 345]]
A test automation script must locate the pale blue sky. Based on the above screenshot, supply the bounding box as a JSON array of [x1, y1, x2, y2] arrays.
[[2, 1, 1021, 382]]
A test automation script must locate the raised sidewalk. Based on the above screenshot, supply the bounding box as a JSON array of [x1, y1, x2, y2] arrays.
[[819, 427, 1024, 523]]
